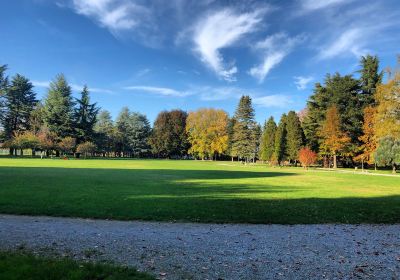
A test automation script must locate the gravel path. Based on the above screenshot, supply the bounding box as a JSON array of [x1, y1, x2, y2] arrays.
[[1, 215, 400, 279]]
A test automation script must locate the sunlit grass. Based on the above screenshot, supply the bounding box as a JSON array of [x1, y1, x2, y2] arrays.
[[0, 158, 399, 224]]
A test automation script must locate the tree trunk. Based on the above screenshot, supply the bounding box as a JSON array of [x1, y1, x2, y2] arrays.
[[393, 164, 396, 174], [9, 148, 14, 156], [20, 149, 23, 156], [333, 154, 337, 169], [323, 156, 328, 168]]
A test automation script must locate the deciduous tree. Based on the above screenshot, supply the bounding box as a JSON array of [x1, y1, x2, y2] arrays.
[[374, 136, 400, 173], [298, 147, 317, 169]]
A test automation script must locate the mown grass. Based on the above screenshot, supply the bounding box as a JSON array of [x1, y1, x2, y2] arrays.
[[0, 251, 154, 280], [0, 158, 399, 224]]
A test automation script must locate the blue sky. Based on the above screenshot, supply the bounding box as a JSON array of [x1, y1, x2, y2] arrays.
[[1, 0, 399, 124]]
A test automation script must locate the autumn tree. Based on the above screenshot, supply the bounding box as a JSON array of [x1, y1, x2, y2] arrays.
[[285, 111, 304, 165], [259, 117, 277, 162], [76, 141, 97, 159], [319, 105, 351, 168], [354, 106, 377, 165], [186, 108, 228, 160], [298, 147, 317, 169], [58, 137, 76, 156]]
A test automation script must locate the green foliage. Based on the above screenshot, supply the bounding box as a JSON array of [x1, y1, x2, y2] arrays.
[[149, 110, 189, 158], [0, 252, 154, 280], [0, 65, 9, 135], [58, 137, 76, 154], [231, 96, 258, 161], [2, 74, 37, 140], [285, 111, 304, 163], [74, 86, 99, 143], [359, 55, 383, 106], [76, 141, 97, 158], [259, 117, 277, 161], [274, 114, 287, 164], [44, 74, 75, 139], [94, 110, 116, 155], [374, 137, 400, 172]]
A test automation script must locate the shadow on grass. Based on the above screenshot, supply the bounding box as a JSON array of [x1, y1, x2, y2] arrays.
[[0, 166, 399, 224]]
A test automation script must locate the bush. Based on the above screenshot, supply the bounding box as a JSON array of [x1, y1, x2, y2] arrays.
[[76, 141, 97, 158], [299, 147, 317, 169], [58, 137, 76, 155]]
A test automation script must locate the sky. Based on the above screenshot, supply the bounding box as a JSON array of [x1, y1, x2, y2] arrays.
[[1, 0, 399, 124]]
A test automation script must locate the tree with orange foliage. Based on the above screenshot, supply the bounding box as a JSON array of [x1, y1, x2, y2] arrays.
[[298, 147, 317, 169], [354, 106, 377, 166], [319, 105, 351, 168], [186, 108, 229, 160]]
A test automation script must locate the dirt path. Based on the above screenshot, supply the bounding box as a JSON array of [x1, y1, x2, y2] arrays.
[[1, 215, 399, 279]]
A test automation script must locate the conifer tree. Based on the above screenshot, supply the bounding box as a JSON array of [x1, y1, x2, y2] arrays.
[[3, 74, 37, 140], [359, 55, 383, 106], [285, 111, 304, 165], [259, 117, 277, 162], [94, 110, 116, 156], [231, 95, 257, 162], [44, 74, 75, 139], [274, 114, 287, 165], [74, 85, 99, 143]]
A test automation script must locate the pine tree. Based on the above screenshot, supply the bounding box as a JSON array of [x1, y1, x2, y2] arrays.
[[0, 65, 9, 133], [128, 112, 151, 157], [259, 117, 277, 162], [231, 95, 257, 162], [274, 114, 287, 165], [44, 74, 75, 139], [74, 85, 99, 143], [359, 55, 383, 106], [3, 74, 37, 141], [285, 111, 304, 165], [116, 107, 132, 156], [94, 110, 116, 156]]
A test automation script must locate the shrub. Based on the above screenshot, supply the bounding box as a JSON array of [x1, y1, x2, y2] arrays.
[[299, 147, 317, 169]]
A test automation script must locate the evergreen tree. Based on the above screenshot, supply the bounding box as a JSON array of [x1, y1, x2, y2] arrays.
[[0, 65, 9, 133], [231, 95, 257, 161], [285, 111, 304, 165], [115, 107, 132, 156], [274, 114, 287, 165], [226, 117, 236, 161], [94, 110, 115, 156], [259, 117, 277, 162], [359, 55, 383, 106], [128, 112, 151, 157], [3, 74, 37, 141], [44, 74, 75, 139], [74, 86, 99, 143]]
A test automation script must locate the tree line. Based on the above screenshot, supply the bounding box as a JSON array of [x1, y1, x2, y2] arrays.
[[0, 55, 399, 171]]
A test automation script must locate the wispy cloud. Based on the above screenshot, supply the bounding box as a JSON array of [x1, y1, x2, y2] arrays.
[[294, 76, 314, 90], [32, 80, 114, 94], [71, 0, 145, 32], [192, 8, 264, 81], [300, 0, 350, 12], [123, 85, 190, 97], [136, 68, 151, 78], [252, 95, 292, 108], [249, 33, 304, 83], [318, 28, 366, 60]]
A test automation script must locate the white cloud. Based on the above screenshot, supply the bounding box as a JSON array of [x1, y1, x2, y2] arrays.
[[253, 95, 292, 108], [192, 8, 264, 81], [32, 80, 113, 94], [71, 0, 147, 32], [294, 76, 313, 90], [300, 0, 350, 12], [318, 28, 366, 60], [249, 33, 303, 83], [123, 86, 190, 97], [136, 68, 151, 77]]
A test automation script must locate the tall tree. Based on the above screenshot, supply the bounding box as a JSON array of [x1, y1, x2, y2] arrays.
[[44, 74, 75, 139], [94, 110, 116, 156], [374, 71, 400, 140], [285, 111, 304, 165], [374, 136, 400, 173], [259, 117, 277, 162], [231, 95, 257, 162], [149, 110, 189, 158], [226, 117, 236, 161], [74, 86, 99, 143], [186, 108, 229, 160], [0, 65, 9, 135], [354, 106, 377, 165], [319, 105, 351, 168], [359, 55, 383, 106], [2, 74, 37, 142], [127, 112, 151, 157], [115, 107, 131, 156], [274, 114, 287, 165]]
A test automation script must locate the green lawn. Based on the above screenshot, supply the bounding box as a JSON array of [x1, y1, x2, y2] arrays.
[[0, 251, 154, 280], [0, 158, 399, 224]]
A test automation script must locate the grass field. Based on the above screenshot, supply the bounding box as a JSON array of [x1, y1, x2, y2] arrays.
[[0, 251, 154, 280], [0, 158, 399, 224]]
